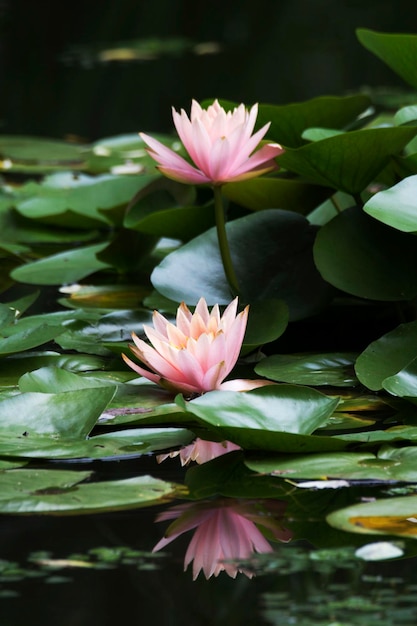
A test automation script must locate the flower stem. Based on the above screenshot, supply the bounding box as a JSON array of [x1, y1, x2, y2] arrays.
[[213, 185, 240, 297]]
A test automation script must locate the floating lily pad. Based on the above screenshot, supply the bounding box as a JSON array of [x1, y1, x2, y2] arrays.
[[0, 426, 193, 460], [382, 357, 417, 401], [0, 469, 186, 514], [11, 243, 111, 285], [0, 382, 116, 439], [355, 320, 417, 391], [15, 172, 159, 228], [0, 136, 85, 173], [314, 206, 417, 301], [255, 353, 358, 387], [246, 445, 417, 482], [177, 386, 343, 453], [327, 494, 417, 539], [364, 175, 417, 233]]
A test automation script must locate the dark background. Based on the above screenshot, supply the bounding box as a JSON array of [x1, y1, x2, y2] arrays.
[[1, 0, 417, 141]]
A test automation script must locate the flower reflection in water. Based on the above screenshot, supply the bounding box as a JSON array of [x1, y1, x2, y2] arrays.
[[157, 438, 241, 466], [153, 499, 292, 579]]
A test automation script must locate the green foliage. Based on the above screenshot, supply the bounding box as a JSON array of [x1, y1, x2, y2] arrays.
[[357, 28, 417, 90], [1, 27, 417, 548], [151, 209, 331, 321]]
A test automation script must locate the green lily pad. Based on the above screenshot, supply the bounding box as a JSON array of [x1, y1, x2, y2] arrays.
[[327, 493, 417, 539], [0, 426, 193, 460], [382, 357, 417, 401], [257, 95, 371, 148], [11, 243, 111, 285], [364, 175, 417, 233], [357, 28, 417, 91], [255, 352, 358, 387], [0, 384, 116, 439], [0, 309, 101, 355], [15, 172, 159, 228], [0, 353, 105, 388], [355, 320, 417, 391], [276, 126, 417, 194], [245, 445, 417, 482], [56, 309, 155, 356], [0, 136, 85, 173], [17, 366, 115, 394], [177, 386, 343, 453], [152, 209, 331, 321], [222, 177, 332, 213], [394, 105, 417, 127], [243, 299, 289, 350], [0, 469, 185, 514], [313, 206, 417, 301]]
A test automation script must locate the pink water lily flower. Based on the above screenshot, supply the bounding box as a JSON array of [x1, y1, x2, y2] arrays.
[[140, 99, 284, 185], [153, 499, 292, 580], [122, 297, 248, 395]]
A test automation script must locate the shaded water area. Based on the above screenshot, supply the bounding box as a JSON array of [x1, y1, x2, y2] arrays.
[[3, 460, 417, 625], [2, 1, 417, 624]]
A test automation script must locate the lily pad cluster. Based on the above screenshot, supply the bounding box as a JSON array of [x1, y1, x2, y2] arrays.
[[0, 27, 417, 556]]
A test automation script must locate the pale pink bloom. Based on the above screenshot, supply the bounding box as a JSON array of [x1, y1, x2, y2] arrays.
[[140, 99, 284, 186], [157, 438, 241, 465], [122, 297, 248, 395], [153, 499, 292, 580]]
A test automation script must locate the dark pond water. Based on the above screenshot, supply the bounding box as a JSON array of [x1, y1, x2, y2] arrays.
[[1, 455, 417, 625]]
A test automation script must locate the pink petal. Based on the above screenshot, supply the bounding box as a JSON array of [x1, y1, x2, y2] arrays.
[[228, 143, 284, 182], [140, 132, 210, 184], [121, 353, 161, 385]]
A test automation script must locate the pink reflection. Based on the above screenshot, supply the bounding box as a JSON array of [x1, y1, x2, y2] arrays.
[[153, 499, 292, 579], [157, 437, 241, 465]]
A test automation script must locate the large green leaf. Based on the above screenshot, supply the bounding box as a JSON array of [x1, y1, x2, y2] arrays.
[[364, 175, 417, 233], [355, 320, 417, 391], [313, 206, 417, 300], [177, 386, 343, 452], [0, 470, 185, 514], [357, 28, 417, 90], [255, 353, 358, 387], [222, 178, 332, 213], [276, 127, 417, 194], [152, 209, 331, 321], [11, 243, 111, 285]]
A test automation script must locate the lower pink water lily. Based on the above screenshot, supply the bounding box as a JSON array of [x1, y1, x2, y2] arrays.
[[153, 499, 292, 580], [122, 297, 249, 395]]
